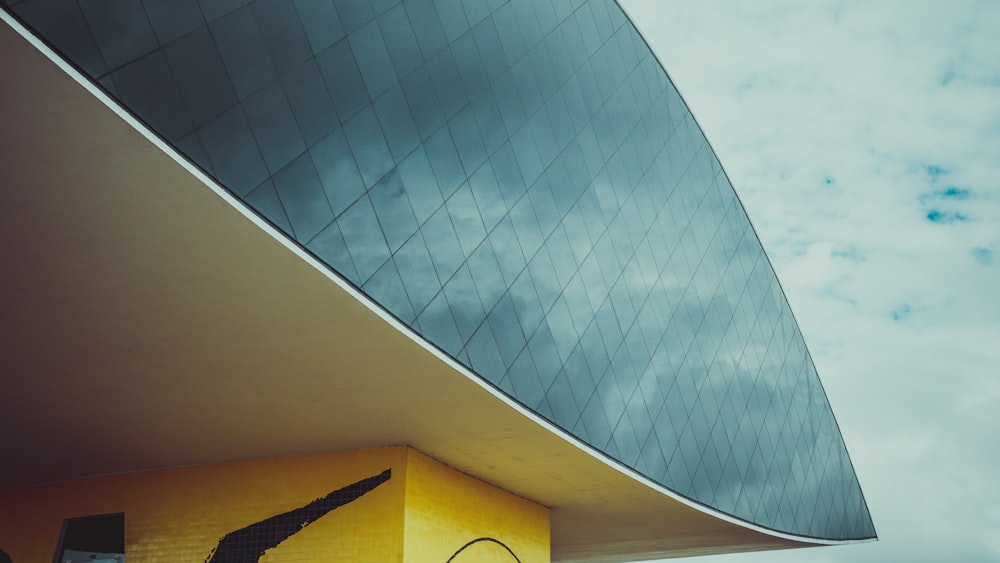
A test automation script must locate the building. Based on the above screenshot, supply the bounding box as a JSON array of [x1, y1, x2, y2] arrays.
[[0, 0, 874, 561]]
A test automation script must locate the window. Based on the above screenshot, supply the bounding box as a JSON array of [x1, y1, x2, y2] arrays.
[[54, 514, 124, 563]]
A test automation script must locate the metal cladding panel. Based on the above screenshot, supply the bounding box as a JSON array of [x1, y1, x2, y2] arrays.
[[4, 0, 873, 541]]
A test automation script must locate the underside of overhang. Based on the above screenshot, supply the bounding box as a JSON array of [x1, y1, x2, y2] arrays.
[[0, 17, 818, 560]]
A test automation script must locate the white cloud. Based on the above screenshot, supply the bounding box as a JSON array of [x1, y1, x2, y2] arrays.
[[621, 1, 1000, 561]]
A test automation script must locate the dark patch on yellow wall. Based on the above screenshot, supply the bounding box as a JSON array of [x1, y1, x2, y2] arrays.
[[205, 469, 390, 562], [447, 537, 522, 562]]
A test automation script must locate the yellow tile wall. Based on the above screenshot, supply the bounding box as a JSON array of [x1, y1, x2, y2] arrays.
[[0, 447, 407, 562], [0, 447, 550, 562], [402, 449, 550, 563]]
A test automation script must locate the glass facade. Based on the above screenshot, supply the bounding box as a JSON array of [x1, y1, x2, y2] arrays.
[[3, 0, 873, 540]]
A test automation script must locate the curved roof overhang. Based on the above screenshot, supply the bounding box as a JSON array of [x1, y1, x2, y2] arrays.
[[0, 15, 836, 561]]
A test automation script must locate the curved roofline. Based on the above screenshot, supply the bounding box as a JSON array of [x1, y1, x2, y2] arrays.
[[0, 6, 872, 554], [613, 0, 876, 540]]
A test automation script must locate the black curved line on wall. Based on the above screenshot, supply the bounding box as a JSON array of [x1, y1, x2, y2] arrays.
[[204, 468, 391, 563], [446, 537, 522, 562]]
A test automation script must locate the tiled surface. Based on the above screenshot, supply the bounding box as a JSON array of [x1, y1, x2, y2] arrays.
[[4, 0, 873, 540], [403, 448, 549, 563], [0, 449, 409, 562], [0, 448, 547, 562]]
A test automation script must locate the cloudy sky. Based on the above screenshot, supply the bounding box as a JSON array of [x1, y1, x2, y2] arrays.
[[622, 1, 1000, 562]]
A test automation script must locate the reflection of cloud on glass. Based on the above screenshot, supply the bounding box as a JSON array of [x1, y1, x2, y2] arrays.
[[338, 195, 391, 283]]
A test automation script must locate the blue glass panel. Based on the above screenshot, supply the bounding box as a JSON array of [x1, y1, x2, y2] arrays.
[[316, 37, 370, 123], [343, 105, 394, 187], [466, 239, 505, 312], [448, 106, 487, 175], [443, 264, 485, 343], [490, 216, 526, 285], [510, 0, 541, 48], [142, 0, 204, 45], [461, 0, 489, 26], [508, 348, 544, 408], [546, 371, 580, 430], [464, 321, 505, 385], [471, 15, 507, 82], [374, 85, 420, 162], [528, 180, 560, 239], [245, 180, 292, 235], [527, 246, 560, 311], [508, 270, 544, 339], [469, 90, 507, 156], [163, 27, 237, 125], [111, 52, 193, 141], [566, 343, 598, 412], [198, 105, 267, 196], [491, 2, 524, 63], [338, 195, 391, 283], [282, 58, 339, 146], [369, 169, 418, 252], [377, 4, 421, 76], [490, 142, 526, 209], [332, 0, 375, 33], [13, 0, 104, 76], [307, 221, 360, 284], [78, 0, 157, 70], [271, 152, 333, 242], [310, 128, 365, 216], [209, 6, 274, 99], [243, 81, 306, 174], [395, 232, 440, 313], [416, 291, 462, 355], [349, 19, 397, 98], [492, 71, 526, 133], [364, 258, 415, 322], [529, 43, 560, 102], [451, 30, 488, 99], [510, 57, 542, 117], [488, 293, 527, 368], [445, 184, 486, 257], [509, 125, 543, 189], [198, 0, 247, 22], [293, 0, 345, 54], [431, 0, 468, 42], [421, 205, 464, 283], [423, 126, 465, 197], [426, 46, 466, 119], [251, 0, 312, 75], [175, 132, 214, 176], [396, 146, 443, 224], [579, 392, 612, 449], [403, 0, 447, 58], [532, 0, 559, 37], [400, 65, 446, 140]]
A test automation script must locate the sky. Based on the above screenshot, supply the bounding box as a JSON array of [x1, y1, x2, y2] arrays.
[[621, 1, 1000, 562]]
